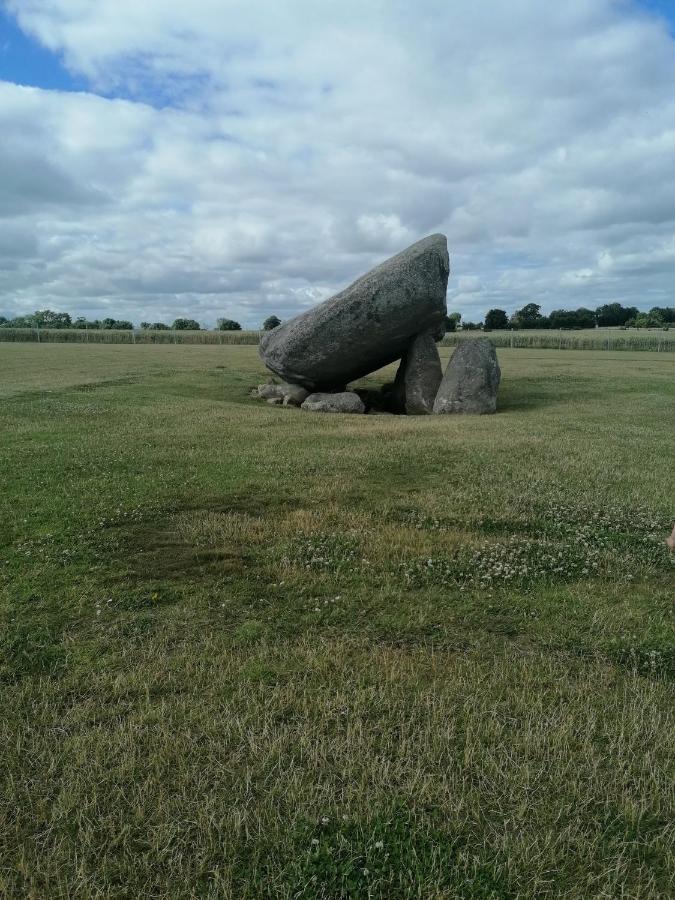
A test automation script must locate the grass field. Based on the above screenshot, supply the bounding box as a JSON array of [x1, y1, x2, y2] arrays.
[[1, 343, 673, 898]]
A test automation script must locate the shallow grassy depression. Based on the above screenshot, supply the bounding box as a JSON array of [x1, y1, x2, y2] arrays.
[[0, 343, 673, 898]]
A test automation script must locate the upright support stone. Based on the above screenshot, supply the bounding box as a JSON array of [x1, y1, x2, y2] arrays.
[[433, 339, 501, 414], [394, 330, 443, 415]]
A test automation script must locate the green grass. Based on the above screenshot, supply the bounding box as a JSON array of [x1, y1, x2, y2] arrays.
[[0, 343, 673, 898]]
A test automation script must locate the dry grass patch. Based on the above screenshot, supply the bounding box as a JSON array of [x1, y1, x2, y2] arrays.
[[2, 636, 673, 898], [174, 509, 268, 548]]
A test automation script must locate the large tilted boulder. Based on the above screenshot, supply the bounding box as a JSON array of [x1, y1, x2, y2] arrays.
[[301, 392, 365, 414], [394, 329, 443, 415], [259, 234, 449, 391], [433, 339, 501, 414]]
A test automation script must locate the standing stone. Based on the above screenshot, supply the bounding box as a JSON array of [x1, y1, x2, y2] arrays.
[[394, 330, 443, 415], [259, 234, 449, 390], [433, 339, 501, 415], [301, 392, 366, 414]]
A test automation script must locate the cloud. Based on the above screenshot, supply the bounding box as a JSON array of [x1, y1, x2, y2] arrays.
[[1, 0, 674, 325]]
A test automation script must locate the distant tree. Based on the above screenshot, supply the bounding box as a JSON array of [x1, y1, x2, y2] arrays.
[[648, 306, 675, 324], [461, 321, 482, 331], [626, 310, 666, 328], [595, 303, 638, 327], [484, 309, 508, 330], [0, 316, 7, 326], [33, 309, 72, 329], [140, 321, 169, 330], [549, 307, 596, 329], [172, 318, 201, 330], [444, 312, 461, 332], [262, 315, 281, 331], [217, 318, 242, 331], [548, 310, 568, 329], [3, 314, 36, 328], [574, 308, 596, 329], [140, 322, 150, 329], [510, 303, 549, 329], [101, 318, 133, 330], [73, 317, 102, 329]]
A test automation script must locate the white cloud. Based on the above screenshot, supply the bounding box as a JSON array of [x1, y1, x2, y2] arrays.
[[1, 0, 675, 326], [457, 276, 482, 294]]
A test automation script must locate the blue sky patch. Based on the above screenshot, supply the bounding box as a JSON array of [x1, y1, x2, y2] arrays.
[[634, 0, 675, 32], [0, 10, 216, 109], [0, 9, 87, 92]]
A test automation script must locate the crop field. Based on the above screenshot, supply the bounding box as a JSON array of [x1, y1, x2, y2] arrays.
[[443, 328, 674, 353], [1, 343, 673, 898], [1, 325, 673, 353]]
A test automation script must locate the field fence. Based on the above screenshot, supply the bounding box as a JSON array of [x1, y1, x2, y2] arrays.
[[440, 331, 674, 352], [0, 328, 261, 345], [0, 327, 673, 352]]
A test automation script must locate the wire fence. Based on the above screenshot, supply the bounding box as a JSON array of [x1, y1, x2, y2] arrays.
[[440, 331, 674, 352], [0, 327, 673, 352], [0, 328, 262, 345]]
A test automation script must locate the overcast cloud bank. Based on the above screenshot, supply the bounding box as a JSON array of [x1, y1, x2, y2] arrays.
[[1, 0, 675, 327]]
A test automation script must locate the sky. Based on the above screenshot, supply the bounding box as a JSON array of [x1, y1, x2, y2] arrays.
[[1, 1, 675, 328]]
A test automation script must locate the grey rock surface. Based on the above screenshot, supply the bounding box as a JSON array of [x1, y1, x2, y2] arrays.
[[394, 330, 443, 415], [433, 339, 500, 415], [301, 392, 366, 414], [259, 234, 449, 390], [255, 382, 281, 399], [256, 382, 309, 406]]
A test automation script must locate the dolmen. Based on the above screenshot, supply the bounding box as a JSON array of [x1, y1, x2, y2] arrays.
[[254, 234, 500, 415]]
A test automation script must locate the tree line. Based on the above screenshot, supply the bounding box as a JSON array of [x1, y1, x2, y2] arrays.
[[0, 311, 284, 332], [1, 305, 671, 334], [446, 302, 674, 332]]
